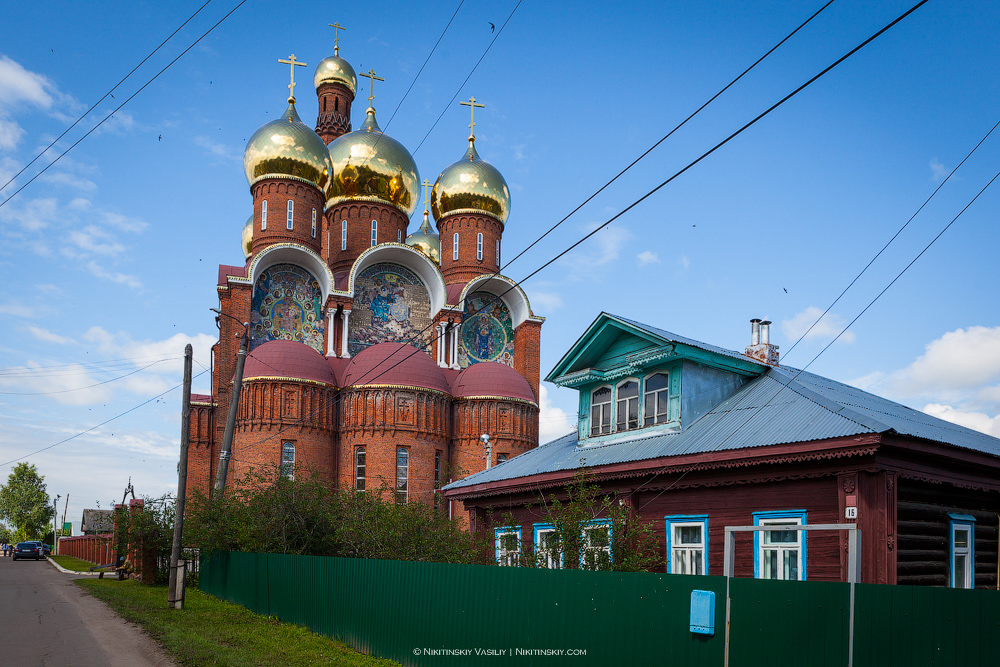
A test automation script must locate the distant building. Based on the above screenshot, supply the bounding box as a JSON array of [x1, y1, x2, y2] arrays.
[[445, 313, 1000, 588], [80, 509, 113, 536], [186, 33, 542, 515]]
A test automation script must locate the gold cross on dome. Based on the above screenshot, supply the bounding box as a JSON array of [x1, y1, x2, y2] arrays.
[[278, 54, 307, 102], [421, 179, 432, 210], [460, 96, 485, 139], [359, 69, 384, 107], [328, 22, 346, 56]]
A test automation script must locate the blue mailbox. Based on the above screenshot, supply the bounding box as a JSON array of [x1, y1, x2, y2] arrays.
[[689, 589, 715, 635]]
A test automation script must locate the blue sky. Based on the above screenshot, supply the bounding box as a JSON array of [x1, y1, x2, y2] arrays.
[[2, 0, 999, 532]]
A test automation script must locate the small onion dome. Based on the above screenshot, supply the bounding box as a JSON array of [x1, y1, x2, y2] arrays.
[[241, 214, 253, 259], [343, 342, 449, 394], [314, 55, 357, 95], [244, 101, 332, 191], [242, 339, 337, 386], [326, 108, 419, 217], [432, 139, 510, 225], [405, 209, 440, 263], [453, 362, 535, 403]]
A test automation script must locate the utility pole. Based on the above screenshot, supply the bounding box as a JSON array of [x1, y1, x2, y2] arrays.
[[53, 495, 60, 554], [481, 433, 492, 470], [169, 343, 192, 610], [61, 494, 69, 539], [214, 312, 249, 494]]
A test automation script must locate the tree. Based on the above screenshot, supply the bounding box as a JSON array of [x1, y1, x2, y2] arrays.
[[0, 463, 54, 542]]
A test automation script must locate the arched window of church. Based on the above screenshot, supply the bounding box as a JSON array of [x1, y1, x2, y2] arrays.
[[341, 220, 347, 250], [644, 372, 670, 426], [496, 239, 501, 265], [371, 220, 378, 247], [397, 229, 402, 243], [616, 380, 640, 431], [395, 447, 409, 505], [323, 98, 327, 112], [281, 441, 295, 479], [286, 200, 294, 230], [311, 209, 317, 238], [453, 233, 459, 261], [355, 446, 366, 491], [261, 200, 267, 231], [335, 97, 339, 112], [591, 386, 612, 436], [477, 233, 483, 261]]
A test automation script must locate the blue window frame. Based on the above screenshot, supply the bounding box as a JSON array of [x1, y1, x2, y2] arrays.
[[495, 526, 521, 566], [948, 513, 976, 589], [286, 200, 294, 230], [370, 220, 378, 247], [753, 510, 807, 580], [581, 518, 612, 570], [665, 514, 708, 575], [533, 523, 561, 569]]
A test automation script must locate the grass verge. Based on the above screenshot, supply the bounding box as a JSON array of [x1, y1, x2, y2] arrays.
[[50, 554, 102, 572], [76, 579, 400, 667]]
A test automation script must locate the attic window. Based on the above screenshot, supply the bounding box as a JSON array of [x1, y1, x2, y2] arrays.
[[644, 372, 670, 426], [590, 386, 612, 436], [616, 380, 639, 431]]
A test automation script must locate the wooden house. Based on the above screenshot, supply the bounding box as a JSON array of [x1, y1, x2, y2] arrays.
[[443, 313, 1000, 587]]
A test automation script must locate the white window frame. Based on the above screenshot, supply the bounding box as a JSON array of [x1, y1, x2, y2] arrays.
[[354, 446, 365, 491], [948, 513, 976, 589], [666, 514, 708, 575], [615, 378, 640, 432], [754, 510, 807, 581], [395, 446, 408, 504], [477, 232, 483, 261], [495, 526, 521, 567], [341, 220, 347, 250], [581, 519, 612, 570], [533, 523, 561, 569], [311, 208, 317, 237], [590, 385, 612, 436], [286, 200, 294, 230], [370, 220, 378, 247], [643, 371, 670, 427], [496, 238, 501, 265], [261, 200, 267, 230], [281, 441, 295, 479], [453, 232, 459, 261], [397, 229, 402, 243]]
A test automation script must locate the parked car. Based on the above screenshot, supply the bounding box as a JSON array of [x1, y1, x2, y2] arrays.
[[42, 544, 52, 556], [12, 542, 42, 561], [28, 541, 46, 558]]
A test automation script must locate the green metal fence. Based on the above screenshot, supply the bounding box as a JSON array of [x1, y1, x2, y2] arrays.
[[199, 552, 1000, 667]]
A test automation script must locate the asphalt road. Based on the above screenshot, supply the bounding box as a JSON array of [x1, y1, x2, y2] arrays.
[[0, 554, 176, 666]]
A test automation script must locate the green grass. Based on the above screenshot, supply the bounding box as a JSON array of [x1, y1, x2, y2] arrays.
[[50, 554, 103, 572], [76, 579, 400, 667]]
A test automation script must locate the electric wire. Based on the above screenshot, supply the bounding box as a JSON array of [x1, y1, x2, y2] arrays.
[[0, 0, 248, 210], [0, 0, 215, 197], [0, 358, 175, 395]]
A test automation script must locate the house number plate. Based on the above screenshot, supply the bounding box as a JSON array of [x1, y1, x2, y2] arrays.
[[845, 507, 857, 519]]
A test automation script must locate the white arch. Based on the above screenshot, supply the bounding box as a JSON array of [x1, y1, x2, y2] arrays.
[[458, 275, 536, 328], [247, 243, 334, 302], [347, 243, 447, 316]]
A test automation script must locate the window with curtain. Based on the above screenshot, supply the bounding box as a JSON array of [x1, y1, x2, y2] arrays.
[[616, 380, 639, 431]]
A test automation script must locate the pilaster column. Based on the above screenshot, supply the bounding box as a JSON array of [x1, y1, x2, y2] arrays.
[[326, 309, 337, 357], [436, 323, 448, 368], [450, 322, 460, 370], [341, 309, 352, 358]]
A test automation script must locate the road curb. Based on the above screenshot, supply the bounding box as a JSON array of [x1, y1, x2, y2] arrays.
[[47, 556, 104, 576]]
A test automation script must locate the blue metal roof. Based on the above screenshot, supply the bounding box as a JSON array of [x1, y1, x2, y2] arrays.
[[447, 355, 1000, 493]]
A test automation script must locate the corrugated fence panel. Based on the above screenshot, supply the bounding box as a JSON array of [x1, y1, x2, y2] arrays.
[[200, 553, 1000, 667]]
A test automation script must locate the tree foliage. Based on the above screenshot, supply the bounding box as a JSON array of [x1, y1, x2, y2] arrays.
[[0, 463, 54, 542], [114, 495, 178, 583], [185, 465, 491, 565]]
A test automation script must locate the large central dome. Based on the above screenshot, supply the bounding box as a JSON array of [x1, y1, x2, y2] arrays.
[[326, 109, 419, 217]]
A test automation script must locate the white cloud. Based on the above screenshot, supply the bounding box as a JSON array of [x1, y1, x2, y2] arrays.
[[0, 117, 24, 150], [69, 225, 125, 255], [893, 326, 1000, 393], [39, 171, 97, 192], [560, 223, 632, 277], [195, 135, 240, 163], [679, 255, 691, 270], [637, 250, 660, 265], [538, 384, 574, 444], [781, 306, 856, 344], [0, 55, 55, 109], [929, 158, 948, 183], [526, 290, 563, 311], [85, 261, 142, 289], [27, 326, 73, 345], [923, 404, 1000, 438], [0, 361, 112, 406], [82, 327, 216, 382], [0, 302, 39, 317], [0, 196, 58, 232]]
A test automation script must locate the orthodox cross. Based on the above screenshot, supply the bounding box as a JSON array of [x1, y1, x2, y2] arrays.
[[421, 179, 432, 210], [328, 22, 346, 56], [359, 69, 384, 108], [278, 54, 307, 102], [460, 97, 485, 141]]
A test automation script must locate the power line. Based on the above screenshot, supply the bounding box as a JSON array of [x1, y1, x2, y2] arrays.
[[0, 0, 216, 197], [0, 358, 175, 395], [0, 0, 248, 209]]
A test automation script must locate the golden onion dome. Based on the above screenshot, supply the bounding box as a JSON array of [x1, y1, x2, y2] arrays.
[[405, 209, 440, 263], [431, 139, 510, 225], [314, 55, 357, 95], [326, 108, 419, 217], [243, 101, 332, 191], [241, 213, 253, 259]]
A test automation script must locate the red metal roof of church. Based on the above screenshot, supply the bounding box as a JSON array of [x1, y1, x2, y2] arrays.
[[242, 339, 337, 385], [343, 342, 450, 393], [453, 362, 536, 403]]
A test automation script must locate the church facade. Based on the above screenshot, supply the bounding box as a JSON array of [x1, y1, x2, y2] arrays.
[[186, 35, 543, 516]]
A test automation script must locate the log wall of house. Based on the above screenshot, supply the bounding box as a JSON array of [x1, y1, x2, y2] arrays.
[[896, 478, 1000, 589]]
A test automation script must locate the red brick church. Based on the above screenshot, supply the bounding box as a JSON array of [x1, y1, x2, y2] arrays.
[[185, 32, 543, 517]]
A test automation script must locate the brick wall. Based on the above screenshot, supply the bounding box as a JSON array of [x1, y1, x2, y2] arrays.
[[437, 212, 503, 283], [326, 202, 410, 274], [250, 179, 326, 257]]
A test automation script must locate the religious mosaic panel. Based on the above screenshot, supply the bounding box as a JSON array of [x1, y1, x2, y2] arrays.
[[459, 291, 515, 367], [250, 263, 325, 353], [348, 263, 432, 356]]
